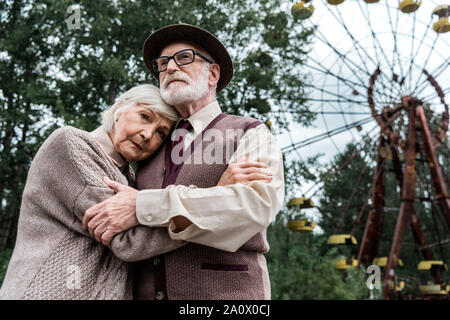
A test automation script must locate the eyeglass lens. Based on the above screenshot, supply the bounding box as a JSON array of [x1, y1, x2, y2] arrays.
[[154, 50, 194, 72]]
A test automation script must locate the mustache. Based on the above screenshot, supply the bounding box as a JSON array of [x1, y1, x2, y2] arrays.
[[161, 71, 192, 89]]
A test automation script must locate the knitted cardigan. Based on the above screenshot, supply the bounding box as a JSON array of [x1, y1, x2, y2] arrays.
[[0, 126, 185, 300]]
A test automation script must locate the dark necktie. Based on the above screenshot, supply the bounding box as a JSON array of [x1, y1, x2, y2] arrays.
[[169, 119, 193, 171]]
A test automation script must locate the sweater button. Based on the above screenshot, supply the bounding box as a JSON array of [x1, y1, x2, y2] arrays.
[[155, 291, 164, 300], [145, 215, 153, 223], [153, 258, 161, 266]]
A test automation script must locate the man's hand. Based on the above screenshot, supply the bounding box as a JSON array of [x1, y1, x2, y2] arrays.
[[83, 177, 139, 246], [217, 157, 273, 187]]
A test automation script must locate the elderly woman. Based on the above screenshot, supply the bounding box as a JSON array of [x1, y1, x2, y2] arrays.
[[0, 84, 271, 300]]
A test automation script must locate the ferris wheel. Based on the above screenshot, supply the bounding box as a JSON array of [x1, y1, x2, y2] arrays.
[[277, 0, 450, 300]]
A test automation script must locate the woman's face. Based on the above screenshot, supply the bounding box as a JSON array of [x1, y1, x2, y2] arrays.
[[110, 103, 176, 162]]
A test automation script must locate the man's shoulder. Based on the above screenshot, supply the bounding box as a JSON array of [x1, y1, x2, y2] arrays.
[[220, 113, 264, 131]]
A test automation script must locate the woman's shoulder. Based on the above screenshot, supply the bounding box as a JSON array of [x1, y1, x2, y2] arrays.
[[41, 126, 114, 186], [46, 125, 92, 143]]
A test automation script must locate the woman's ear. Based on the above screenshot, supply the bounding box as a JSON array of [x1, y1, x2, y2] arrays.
[[114, 101, 126, 123], [209, 64, 220, 88]]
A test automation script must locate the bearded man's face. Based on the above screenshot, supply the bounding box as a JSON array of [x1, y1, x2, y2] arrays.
[[159, 42, 211, 106]]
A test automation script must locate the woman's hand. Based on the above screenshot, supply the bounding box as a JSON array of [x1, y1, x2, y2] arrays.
[[217, 159, 273, 186]]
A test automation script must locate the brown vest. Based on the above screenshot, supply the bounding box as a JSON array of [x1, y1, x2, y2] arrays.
[[133, 113, 270, 300]]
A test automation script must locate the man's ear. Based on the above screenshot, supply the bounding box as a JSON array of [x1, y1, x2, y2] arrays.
[[209, 64, 220, 88]]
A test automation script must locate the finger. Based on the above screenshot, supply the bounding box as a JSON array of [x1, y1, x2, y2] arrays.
[[83, 199, 107, 229], [103, 176, 126, 193], [237, 161, 268, 169], [88, 212, 106, 238], [93, 222, 108, 243], [83, 203, 101, 229], [244, 173, 273, 182], [101, 230, 115, 246], [241, 167, 273, 175]]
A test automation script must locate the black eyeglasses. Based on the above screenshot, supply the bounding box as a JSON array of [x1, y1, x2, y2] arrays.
[[151, 49, 213, 74]]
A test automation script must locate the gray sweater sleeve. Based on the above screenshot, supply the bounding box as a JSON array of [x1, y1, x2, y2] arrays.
[[48, 126, 186, 262]]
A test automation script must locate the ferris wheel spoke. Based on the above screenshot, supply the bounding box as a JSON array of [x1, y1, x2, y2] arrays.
[[403, 17, 435, 94], [306, 58, 365, 91], [358, 0, 403, 101], [313, 23, 373, 80], [308, 33, 374, 88], [282, 117, 376, 153], [305, 84, 388, 108], [411, 32, 441, 94], [415, 61, 450, 95], [306, 124, 381, 198], [306, 58, 399, 105], [419, 84, 450, 102], [339, 2, 403, 100], [383, 0, 407, 97], [407, 5, 418, 92], [313, 26, 404, 105]]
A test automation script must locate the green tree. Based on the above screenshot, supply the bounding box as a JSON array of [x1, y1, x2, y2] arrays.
[[0, 0, 315, 251], [266, 213, 370, 299]]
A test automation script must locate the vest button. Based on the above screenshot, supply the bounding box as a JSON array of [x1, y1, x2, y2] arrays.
[[155, 291, 164, 300], [153, 258, 161, 266]]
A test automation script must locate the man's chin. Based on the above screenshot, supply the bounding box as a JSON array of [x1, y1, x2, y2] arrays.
[[166, 80, 187, 89]]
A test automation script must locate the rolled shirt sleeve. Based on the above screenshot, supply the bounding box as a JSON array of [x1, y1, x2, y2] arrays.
[[136, 124, 285, 252]]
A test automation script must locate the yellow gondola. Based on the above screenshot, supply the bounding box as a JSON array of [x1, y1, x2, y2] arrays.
[[327, 234, 357, 270], [327, 0, 345, 5], [418, 260, 449, 296], [291, 1, 314, 20], [287, 197, 315, 209], [373, 257, 404, 268], [417, 260, 448, 271], [373, 257, 406, 292], [327, 234, 357, 245], [287, 219, 317, 232], [287, 197, 316, 232], [419, 283, 450, 295], [432, 5, 450, 34], [398, 0, 421, 13], [335, 256, 358, 269]]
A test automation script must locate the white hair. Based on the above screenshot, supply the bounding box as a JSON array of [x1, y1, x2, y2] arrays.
[[102, 84, 179, 132]]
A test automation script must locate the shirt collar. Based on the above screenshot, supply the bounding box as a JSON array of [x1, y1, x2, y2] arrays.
[[175, 100, 222, 135], [90, 126, 128, 172]]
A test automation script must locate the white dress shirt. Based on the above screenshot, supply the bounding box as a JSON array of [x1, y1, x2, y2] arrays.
[[136, 101, 285, 252]]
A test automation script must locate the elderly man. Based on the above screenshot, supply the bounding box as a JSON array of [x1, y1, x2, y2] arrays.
[[84, 24, 285, 300]]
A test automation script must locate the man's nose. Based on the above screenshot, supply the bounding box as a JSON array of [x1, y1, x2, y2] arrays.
[[166, 58, 180, 74]]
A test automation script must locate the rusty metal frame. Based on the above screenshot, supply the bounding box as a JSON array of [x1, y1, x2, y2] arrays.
[[383, 97, 418, 299], [357, 136, 385, 264]]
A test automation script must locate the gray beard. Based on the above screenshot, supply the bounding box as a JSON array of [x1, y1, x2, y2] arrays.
[[160, 67, 210, 106]]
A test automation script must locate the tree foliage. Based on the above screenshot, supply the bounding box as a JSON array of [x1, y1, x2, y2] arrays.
[[0, 0, 314, 250]]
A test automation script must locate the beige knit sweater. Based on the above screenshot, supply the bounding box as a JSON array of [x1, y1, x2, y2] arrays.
[[0, 126, 185, 300]]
